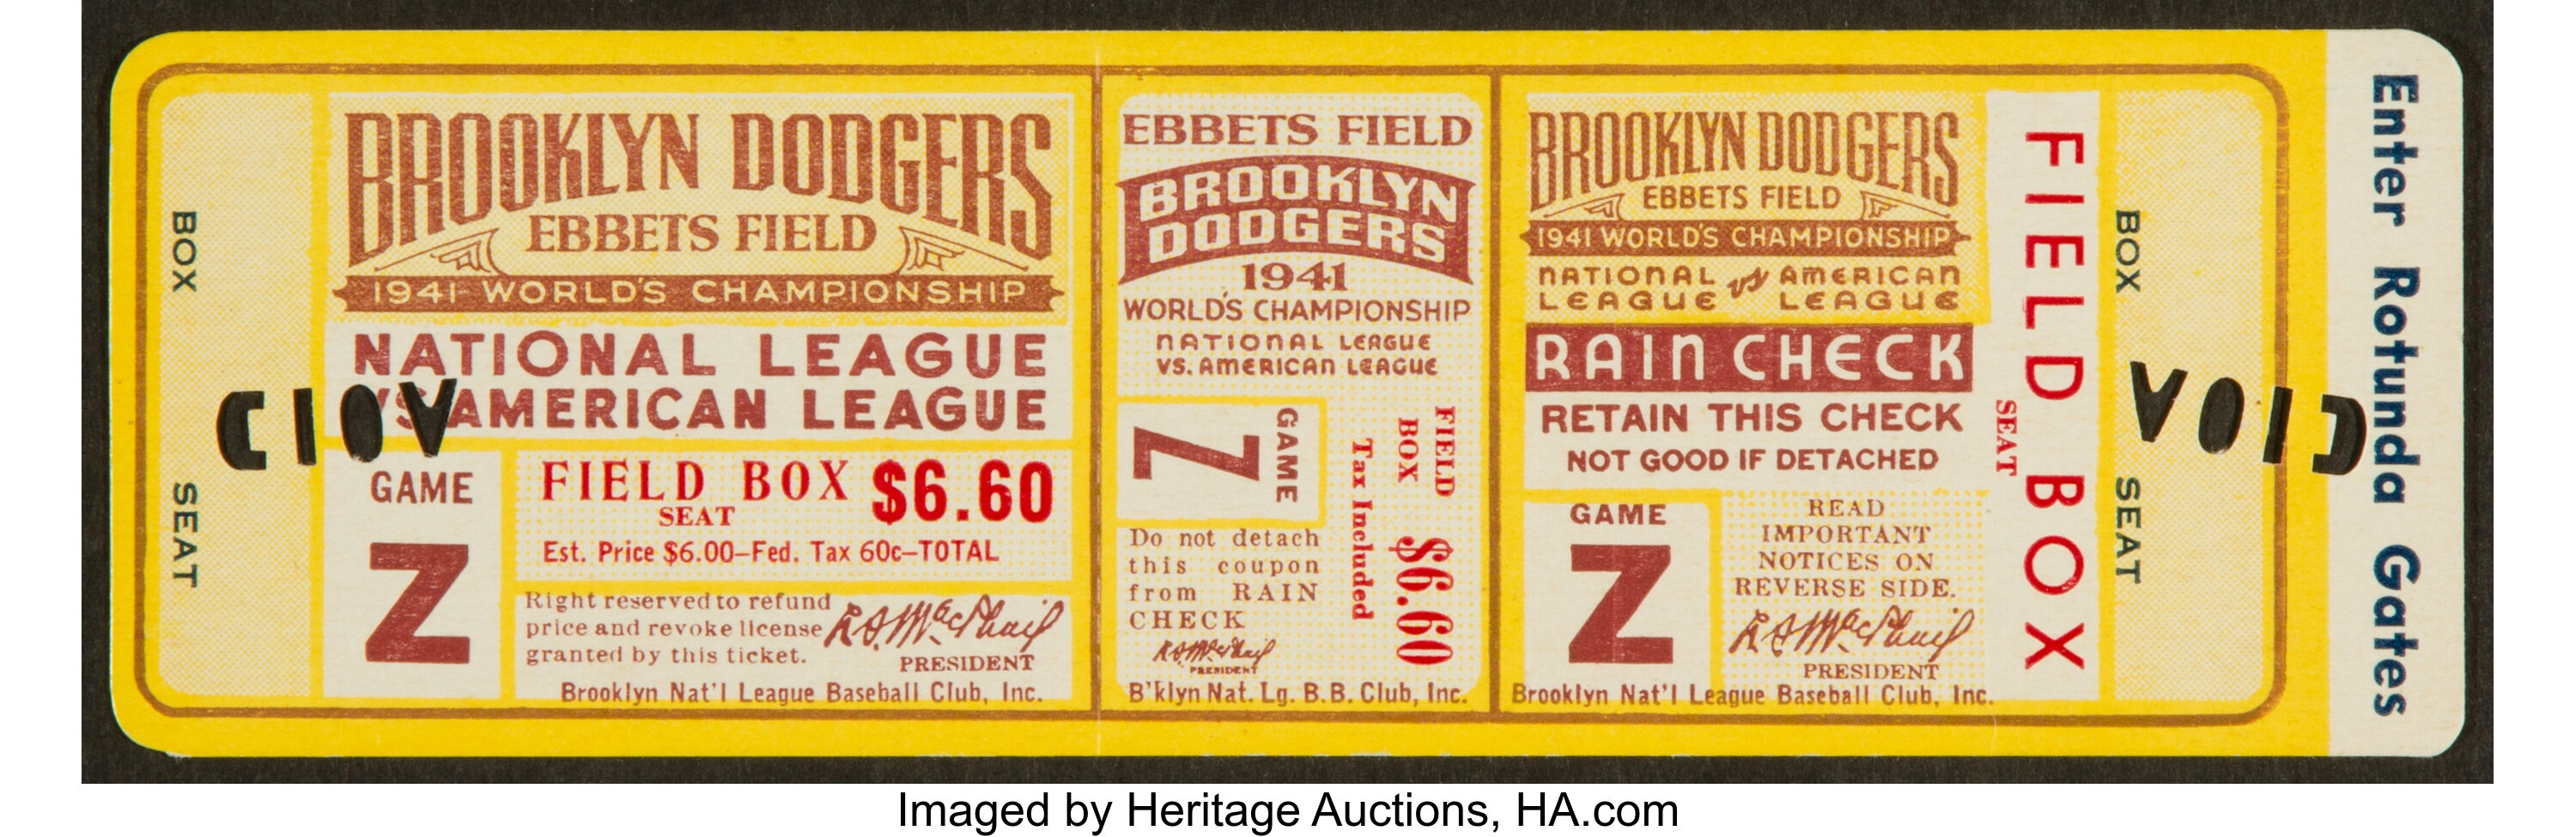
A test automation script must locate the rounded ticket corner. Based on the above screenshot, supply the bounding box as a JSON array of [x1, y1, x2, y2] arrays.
[[110, 31, 219, 96], [2415, 710, 2470, 759], [2324, 29, 2467, 96], [2356, 696, 2470, 759], [108, 680, 197, 759]]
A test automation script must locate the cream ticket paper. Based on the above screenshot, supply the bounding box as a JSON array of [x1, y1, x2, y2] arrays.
[[109, 31, 2467, 755]]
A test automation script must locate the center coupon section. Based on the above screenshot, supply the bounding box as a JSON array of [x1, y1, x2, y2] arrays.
[[1103, 76, 1491, 712]]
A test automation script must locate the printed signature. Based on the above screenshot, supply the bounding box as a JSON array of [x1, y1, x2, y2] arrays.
[[821, 596, 1066, 654], [1724, 605, 1976, 664], [1149, 636, 1278, 675]]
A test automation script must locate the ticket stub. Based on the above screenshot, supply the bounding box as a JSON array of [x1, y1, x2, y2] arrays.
[[107, 31, 2469, 755]]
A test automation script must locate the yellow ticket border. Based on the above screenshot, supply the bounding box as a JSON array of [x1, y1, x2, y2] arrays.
[[111, 30, 2342, 756], [1492, 70, 2292, 723]]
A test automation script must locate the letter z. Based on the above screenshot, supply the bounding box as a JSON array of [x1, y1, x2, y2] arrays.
[[365, 543, 471, 664]]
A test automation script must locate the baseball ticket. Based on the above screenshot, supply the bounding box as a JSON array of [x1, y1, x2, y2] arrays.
[[106, 30, 2469, 755]]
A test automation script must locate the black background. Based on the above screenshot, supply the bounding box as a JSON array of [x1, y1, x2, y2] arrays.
[[82, 0, 2493, 782]]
